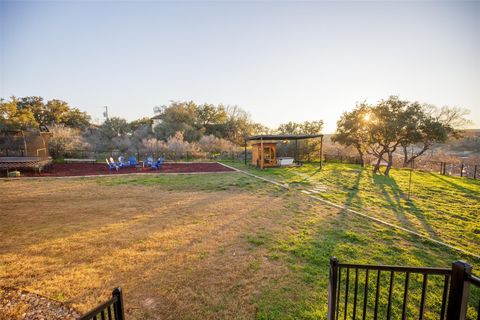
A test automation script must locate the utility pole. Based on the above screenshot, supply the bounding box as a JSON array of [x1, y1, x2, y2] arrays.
[[103, 106, 109, 121]]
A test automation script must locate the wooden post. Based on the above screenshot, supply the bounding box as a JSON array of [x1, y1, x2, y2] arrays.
[[320, 135, 324, 169], [474, 165, 477, 179], [327, 257, 339, 320], [294, 140, 298, 164], [460, 164, 464, 177], [260, 138, 264, 170], [446, 261, 472, 320], [244, 139, 247, 165]]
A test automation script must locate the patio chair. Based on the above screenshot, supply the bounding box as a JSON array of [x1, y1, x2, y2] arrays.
[[151, 157, 164, 170], [118, 156, 130, 168], [109, 157, 118, 167], [106, 158, 118, 171], [128, 156, 138, 167], [145, 156, 154, 167]]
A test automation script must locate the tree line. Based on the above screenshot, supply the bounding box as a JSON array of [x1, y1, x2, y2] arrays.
[[0, 97, 273, 158], [0, 95, 469, 170]]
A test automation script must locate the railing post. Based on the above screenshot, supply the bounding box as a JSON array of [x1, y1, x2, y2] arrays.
[[112, 287, 125, 320], [446, 261, 472, 320], [328, 257, 339, 320]]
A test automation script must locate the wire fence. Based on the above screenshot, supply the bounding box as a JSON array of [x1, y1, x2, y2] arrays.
[[322, 154, 479, 180], [58, 149, 243, 162]]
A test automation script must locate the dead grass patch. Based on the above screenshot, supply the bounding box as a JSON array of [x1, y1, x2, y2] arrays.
[[0, 176, 315, 319]]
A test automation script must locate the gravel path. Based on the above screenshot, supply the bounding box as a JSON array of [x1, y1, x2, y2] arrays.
[[0, 287, 80, 320]]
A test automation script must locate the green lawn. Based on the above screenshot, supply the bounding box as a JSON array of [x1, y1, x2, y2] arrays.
[[2, 170, 479, 319], [222, 160, 480, 257], [102, 168, 480, 319]]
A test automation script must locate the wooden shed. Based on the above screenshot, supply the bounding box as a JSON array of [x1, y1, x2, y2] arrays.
[[251, 142, 277, 168]]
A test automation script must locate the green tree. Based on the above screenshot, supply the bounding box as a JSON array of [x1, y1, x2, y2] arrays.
[[101, 117, 131, 139], [61, 107, 91, 130], [17, 96, 45, 125], [300, 120, 323, 135], [153, 101, 199, 141], [367, 96, 418, 175], [152, 101, 262, 144], [333, 96, 471, 176], [400, 105, 470, 166], [130, 117, 153, 131], [4, 96, 90, 129], [331, 103, 371, 167], [0, 97, 37, 130], [196, 103, 227, 127], [277, 120, 323, 135]]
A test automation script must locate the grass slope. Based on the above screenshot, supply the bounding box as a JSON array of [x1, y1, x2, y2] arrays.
[[222, 161, 480, 256]]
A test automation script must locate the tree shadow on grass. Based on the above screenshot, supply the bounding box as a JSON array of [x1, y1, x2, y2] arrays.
[[340, 168, 363, 210], [286, 167, 322, 186], [427, 172, 480, 199], [372, 174, 439, 239]]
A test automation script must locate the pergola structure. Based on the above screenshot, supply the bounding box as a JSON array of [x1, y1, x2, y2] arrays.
[[244, 134, 324, 169]]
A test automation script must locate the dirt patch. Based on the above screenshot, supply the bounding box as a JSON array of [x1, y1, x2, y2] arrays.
[[3, 162, 234, 178]]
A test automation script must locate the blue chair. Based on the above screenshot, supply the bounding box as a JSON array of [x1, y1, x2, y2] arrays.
[[118, 156, 130, 168], [128, 156, 138, 167], [145, 156, 154, 167], [151, 157, 164, 170], [106, 158, 118, 171]]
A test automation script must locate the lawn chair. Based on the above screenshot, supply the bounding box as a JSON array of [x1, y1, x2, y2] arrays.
[[106, 158, 118, 171], [128, 156, 138, 167], [145, 155, 154, 167], [109, 157, 118, 167], [118, 156, 130, 168], [151, 157, 164, 170]]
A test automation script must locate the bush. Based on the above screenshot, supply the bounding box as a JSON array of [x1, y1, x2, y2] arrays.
[[48, 125, 90, 158]]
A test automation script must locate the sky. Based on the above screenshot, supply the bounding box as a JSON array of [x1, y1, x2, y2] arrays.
[[1, 1, 479, 133]]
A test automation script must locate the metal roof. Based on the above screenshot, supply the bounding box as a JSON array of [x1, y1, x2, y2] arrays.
[[246, 134, 323, 141]]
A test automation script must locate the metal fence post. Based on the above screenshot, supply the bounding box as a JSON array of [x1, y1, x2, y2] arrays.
[[474, 165, 477, 180], [460, 164, 464, 177], [446, 261, 472, 320], [112, 287, 125, 320], [328, 257, 339, 320]]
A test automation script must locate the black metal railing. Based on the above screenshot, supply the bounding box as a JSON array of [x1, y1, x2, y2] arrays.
[[328, 258, 479, 320], [79, 288, 125, 320]]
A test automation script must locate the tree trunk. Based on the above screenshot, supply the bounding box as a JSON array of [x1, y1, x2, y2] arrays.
[[355, 146, 365, 167], [402, 145, 409, 167], [384, 151, 394, 176], [373, 151, 384, 175]]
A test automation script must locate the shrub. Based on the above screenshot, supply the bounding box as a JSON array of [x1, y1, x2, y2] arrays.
[[48, 125, 90, 158]]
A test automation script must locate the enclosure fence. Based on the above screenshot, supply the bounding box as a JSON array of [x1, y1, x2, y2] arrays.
[[328, 258, 480, 320], [321, 154, 478, 180], [59, 149, 243, 162]]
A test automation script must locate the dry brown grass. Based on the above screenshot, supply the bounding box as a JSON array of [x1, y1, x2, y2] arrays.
[[0, 177, 316, 319]]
